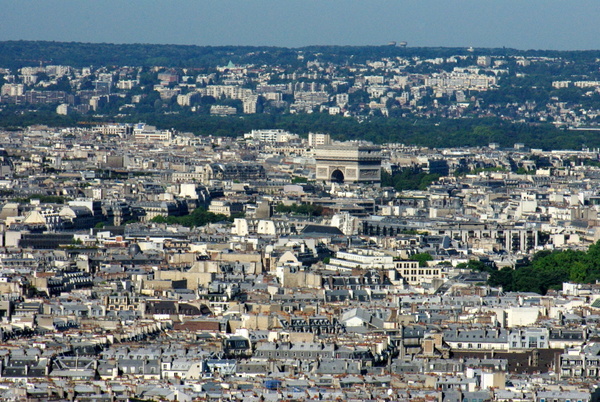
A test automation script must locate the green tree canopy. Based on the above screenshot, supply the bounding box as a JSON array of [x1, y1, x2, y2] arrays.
[[150, 207, 229, 227], [411, 253, 433, 267]]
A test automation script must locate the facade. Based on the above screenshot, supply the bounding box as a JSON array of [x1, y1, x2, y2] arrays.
[[395, 260, 442, 286], [208, 200, 243, 217], [96, 123, 133, 137], [508, 328, 550, 350], [308, 133, 332, 147], [210, 105, 237, 116], [132, 123, 173, 143], [244, 129, 298, 143], [243, 95, 259, 114], [326, 249, 396, 272], [315, 144, 382, 184]]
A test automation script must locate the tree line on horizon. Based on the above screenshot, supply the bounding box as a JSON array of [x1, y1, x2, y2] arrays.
[[4, 40, 600, 70]]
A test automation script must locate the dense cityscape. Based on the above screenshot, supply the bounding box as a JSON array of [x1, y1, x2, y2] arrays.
[[1, 42, 600, 401], [3, 42, 600, 149]]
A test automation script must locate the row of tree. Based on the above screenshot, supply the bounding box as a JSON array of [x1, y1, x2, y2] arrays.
[[149, 207, 229, 227], [6, 41, 600, 70], [274, 203, 324, 217], [5, 103, 596, 151]]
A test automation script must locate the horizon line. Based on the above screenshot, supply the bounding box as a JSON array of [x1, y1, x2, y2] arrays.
[[2, 39, 600, 53]]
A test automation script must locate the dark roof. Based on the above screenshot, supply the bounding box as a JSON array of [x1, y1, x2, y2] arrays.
[[301, 225, 344, 235]]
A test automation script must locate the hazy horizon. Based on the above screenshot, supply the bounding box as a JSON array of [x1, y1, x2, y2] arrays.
[[2, 1, 600, 51]]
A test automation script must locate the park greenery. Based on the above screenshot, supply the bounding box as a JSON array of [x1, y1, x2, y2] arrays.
[[381, 168, 440, 191], [3, 103, 598, 150], [149, 207, 229, 227], [457, 241, 600, 295], [291, 176, 308, 184], [455, 166, 508, 177], [411, 253, 434, 267], [274, 203, 324, 217], [11, 195, 69, 204]]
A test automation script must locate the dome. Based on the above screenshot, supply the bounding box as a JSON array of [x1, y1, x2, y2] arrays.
[[129, 243, 142, 256]]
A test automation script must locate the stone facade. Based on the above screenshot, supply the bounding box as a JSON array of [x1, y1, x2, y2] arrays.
[[315, 145, 382, 184]]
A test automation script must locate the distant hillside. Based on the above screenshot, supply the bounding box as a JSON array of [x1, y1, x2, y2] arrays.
[[2, 40, 600, 69]]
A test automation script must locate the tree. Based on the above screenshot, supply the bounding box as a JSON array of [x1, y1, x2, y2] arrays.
[[150, 215, 167, 224], [411, 253, 433, 267], [488, 267, 515, 290], [275, 203, 323, 216], [149, 208, 228, 228], [485, 241, 600, 294], [457, 260, 489, 272]]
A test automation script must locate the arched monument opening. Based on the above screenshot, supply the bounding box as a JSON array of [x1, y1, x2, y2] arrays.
[[331, 169, 345, 183]]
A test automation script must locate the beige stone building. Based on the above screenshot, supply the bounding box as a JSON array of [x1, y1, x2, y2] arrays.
[[315, 144, 382, 184]]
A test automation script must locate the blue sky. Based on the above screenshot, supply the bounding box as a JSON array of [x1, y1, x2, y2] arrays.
[[2, 1, 600, 50]]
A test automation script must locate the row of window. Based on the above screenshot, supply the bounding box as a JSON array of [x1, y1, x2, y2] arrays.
[[256, 352, 322, 358], [401, 270, 440, 276], [511, 341, 546, 348]]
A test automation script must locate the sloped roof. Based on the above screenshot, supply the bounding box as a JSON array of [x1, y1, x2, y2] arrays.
[[301, 224, 344, 235]]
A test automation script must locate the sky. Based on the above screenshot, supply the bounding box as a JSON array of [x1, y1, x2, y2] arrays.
[[1, 1, 600, 50]]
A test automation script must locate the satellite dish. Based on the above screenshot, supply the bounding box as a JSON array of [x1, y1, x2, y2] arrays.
[[387, 389, 393, 396]]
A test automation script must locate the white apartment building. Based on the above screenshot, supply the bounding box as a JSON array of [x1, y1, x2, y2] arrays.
[[210, 105, 237, 116], [133, 123, 173, 143], [116, 80, 138, 90], [425, 72, 497, 91], [326, 249, 396, 272], [232, 218, 291, 236], [56, 104, 71, 115], [574, 81, 600, 88], [243, 95, 259, 114], [1, 83, 24, 96], [244, 129, 299, 143], [477, 56, 492, 67], [336, 93, 349, 107], [308, 133, 331, 147], [199, 85, 253, 100], [95, 123, 132, 137]]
